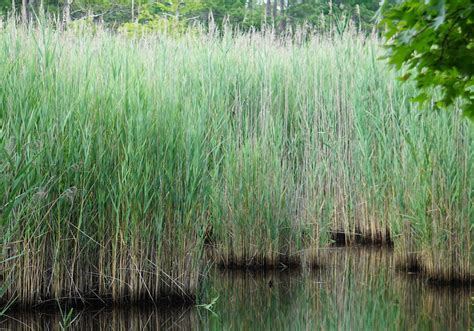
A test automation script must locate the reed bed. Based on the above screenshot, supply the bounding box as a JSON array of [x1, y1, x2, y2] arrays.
[[391, 113, 473, 283], [0, 18, 472, 307], [1, 21, 210, 305]]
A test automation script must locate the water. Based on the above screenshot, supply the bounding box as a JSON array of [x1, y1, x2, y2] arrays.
[[1, 248, 471, 330]]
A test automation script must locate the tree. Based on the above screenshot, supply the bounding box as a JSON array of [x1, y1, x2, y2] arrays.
[[266, 0, 271, 24], [1, 0, 381, 33], [63, 0, 72, 24], [272, 0, 277, 23], [379, 0, 474, 120], [279, 0, 286, 31]]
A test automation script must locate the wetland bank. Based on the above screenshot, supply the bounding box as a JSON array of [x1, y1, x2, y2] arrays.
[[2, 248, 471, 330], [0, 17, 472, 330]]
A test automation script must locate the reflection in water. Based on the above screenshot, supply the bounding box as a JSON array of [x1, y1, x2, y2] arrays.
[[0, 306, 197, 330], [2, 248, 471, 330]]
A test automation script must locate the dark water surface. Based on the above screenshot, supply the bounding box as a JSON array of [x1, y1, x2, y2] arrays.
[[1, 248, 471, 330]]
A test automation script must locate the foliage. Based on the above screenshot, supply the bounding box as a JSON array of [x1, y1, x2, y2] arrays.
[[119, 3, 189, 36], [1, 0, 382, 32], [67, 16, 100, 34], [379, 0, 474, 120], [286, 1, 371, 31], [1, 23, 471, 310]]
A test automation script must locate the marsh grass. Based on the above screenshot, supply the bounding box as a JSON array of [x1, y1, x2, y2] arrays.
[[1, 21, 209, 305], [388, 102, 473, 284], [0, 17, 472, 307], [4, 249, 469, 329]]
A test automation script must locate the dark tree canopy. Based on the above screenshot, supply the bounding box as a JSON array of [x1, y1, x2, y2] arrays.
[[379, 0, 474, 120]]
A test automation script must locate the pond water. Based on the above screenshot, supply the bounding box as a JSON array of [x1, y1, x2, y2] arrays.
[[1, 247, 471, 330]]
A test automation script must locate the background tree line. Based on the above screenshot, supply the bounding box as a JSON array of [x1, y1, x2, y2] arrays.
[[1, 0, 381, 31]]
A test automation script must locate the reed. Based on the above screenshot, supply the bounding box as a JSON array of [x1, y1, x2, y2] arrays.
[[0, 21, 209, 305], [0, 17, 472, 309], [392, 111, 473, 283]]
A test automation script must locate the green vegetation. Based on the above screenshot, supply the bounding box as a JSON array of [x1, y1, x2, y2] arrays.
[[379, 0, 474, 120], [3, 248, 470, 330], [0, 16, 472, 308], [1, 20, 208, 304], [1, 0, 381, 32]]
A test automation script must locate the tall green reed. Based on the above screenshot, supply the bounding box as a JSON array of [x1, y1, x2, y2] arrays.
[[0, 17, 471, 309], [1, 22, 211, 304]]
